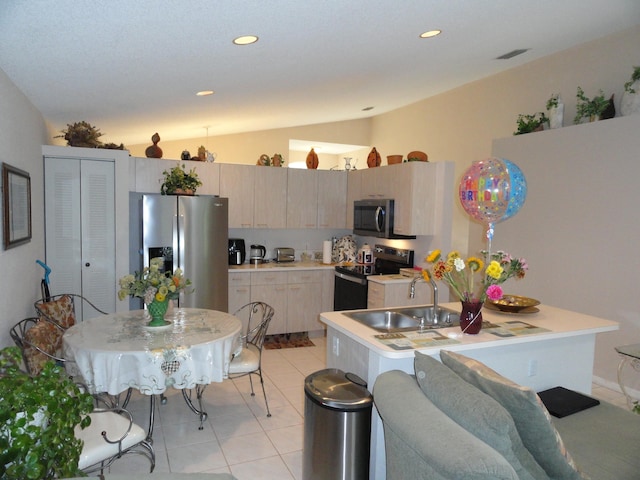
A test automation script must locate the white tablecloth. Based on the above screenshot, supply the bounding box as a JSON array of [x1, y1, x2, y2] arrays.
[[63, 308, 242, 395]]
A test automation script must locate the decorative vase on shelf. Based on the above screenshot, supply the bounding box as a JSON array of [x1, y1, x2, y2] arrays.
[[548, 104, 564, 129], [459, 301, 483, 334], [147, 299, 170, 327]]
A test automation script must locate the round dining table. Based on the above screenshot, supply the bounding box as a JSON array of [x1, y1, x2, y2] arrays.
[[63, 307, 242, 440]]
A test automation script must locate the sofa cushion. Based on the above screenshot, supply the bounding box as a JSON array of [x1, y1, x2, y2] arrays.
[[440, 350, 586, 480], [374, 370, 519, 480], [414, 351, 549, 480]]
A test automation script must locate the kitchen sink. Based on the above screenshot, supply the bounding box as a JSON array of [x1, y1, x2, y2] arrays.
[[344, 305, 459, 333]]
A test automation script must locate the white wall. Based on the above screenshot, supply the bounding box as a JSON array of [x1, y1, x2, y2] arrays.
[[0, 68, 48, 346]]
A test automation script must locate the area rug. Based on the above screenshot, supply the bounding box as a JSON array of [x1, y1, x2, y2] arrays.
[[264, 332, 315, 349]]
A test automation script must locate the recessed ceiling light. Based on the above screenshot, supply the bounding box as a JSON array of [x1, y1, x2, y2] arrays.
[[233, 35, 259, 45], [196, 90, 214, 96], [420, 29, 442, 39]]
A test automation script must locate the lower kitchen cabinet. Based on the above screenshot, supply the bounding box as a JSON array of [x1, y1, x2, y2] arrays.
[[228, 269, 329, 335], [368, 279, 433, 309]]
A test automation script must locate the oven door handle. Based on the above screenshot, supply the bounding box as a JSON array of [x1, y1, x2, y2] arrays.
[[335, 271, 368, 285]]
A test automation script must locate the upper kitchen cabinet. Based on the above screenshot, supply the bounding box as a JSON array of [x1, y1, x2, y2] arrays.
[[134, 157, 219, 195], [346, 171, 361, 228], [42, 145, 130, 316], [317, 170, 347, 228], [287, 169, 318, 228], [254, 166, 287, 228], [359, 164, 391, 199], [219, 163, 255, 228]]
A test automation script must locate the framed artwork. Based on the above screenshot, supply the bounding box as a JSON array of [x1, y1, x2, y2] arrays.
[[3, 163, 31, 249]]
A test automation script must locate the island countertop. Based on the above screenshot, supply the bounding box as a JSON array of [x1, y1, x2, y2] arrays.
[[320, 302, 619, 360]]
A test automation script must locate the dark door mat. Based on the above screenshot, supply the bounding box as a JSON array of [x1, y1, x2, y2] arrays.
[[537, 386, 600, 418], [264, 332, 315, 349]]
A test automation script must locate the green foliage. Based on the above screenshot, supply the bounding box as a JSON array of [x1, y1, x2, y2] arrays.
[[574, 86, 609, 124], [161, 163, 203, 195], [0, 346, 94, 479], [55, 121, 125, 150], [624, 66, 640, 94], [546, 93, 560, 110], [514, 112, 548, 135]]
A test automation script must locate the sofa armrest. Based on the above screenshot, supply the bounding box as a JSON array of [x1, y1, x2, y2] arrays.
[[373, 370, 519, 480]]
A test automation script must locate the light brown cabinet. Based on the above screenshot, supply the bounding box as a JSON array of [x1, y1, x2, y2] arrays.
[[317, 170, 347, 228], [219, 164, 255, 228], [367, 279, 433, 309], [251, 272, 288, 334], [287, 169, 318, 228], [254, 167, 287, 228]]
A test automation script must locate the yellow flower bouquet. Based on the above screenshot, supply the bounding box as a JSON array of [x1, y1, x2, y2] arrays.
[[118, 258, 192, 305]]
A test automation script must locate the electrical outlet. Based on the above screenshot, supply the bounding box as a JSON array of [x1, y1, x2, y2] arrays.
[[528, 359, 538, 376]]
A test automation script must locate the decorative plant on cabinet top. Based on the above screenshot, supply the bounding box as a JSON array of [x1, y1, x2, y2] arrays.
[[161, 163, 203, 195]]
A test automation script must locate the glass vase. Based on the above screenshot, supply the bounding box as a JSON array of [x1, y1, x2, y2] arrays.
[[147, 299, 170, 327], [459, 300, 483, 334]]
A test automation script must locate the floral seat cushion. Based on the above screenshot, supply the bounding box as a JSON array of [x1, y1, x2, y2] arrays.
[[23, 321, 63, 375], [37, 294, 76, 329]]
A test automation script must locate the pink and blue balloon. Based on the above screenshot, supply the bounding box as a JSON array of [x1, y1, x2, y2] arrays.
[[458, 157, 527, 234]]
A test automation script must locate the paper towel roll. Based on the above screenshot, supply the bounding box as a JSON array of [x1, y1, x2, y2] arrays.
[[322, 240, 332, 264]]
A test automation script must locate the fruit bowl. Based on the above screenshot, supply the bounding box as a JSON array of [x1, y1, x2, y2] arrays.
[[487, 295, 540, 313]]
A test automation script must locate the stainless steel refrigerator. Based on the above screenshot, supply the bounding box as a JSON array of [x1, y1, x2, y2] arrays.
[[141, 194, 228, 311]]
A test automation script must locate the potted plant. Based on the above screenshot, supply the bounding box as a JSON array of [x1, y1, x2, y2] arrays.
[[514, 112, 548, 135], [0, 346, 94, 479], [621, 66, 640, 116], [574, 87, 610, 123], [160, 163, 203, 195], [55, 121, 125, 149], [546, 93, 564, 129]]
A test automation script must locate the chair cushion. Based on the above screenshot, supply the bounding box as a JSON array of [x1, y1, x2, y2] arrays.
[[23, 320, 62, 375], [228, 344, 259, 374], [440, 350, 586, 479], [414, 352, 548, 480], [75, 410, 147, 470], [38, 294, 76, 329]]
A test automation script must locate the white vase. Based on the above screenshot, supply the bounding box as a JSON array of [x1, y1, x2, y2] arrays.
[[621, 80, 640, 116], [548, 104, 564, 129]]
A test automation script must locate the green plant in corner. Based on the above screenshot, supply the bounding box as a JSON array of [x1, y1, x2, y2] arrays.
[[514, 112, 548, 135], [161, 163, 203, 195], [624, 66, 640, 94], [574, 86, 610, 124], [0, 346, 94, 479], [546, 93, 560, 110]]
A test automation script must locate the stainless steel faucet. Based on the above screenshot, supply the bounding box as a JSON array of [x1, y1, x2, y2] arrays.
[[409, 275, 438, 313]]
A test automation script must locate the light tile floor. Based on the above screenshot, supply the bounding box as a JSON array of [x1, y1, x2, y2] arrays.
[[106, 335, 630, 479]]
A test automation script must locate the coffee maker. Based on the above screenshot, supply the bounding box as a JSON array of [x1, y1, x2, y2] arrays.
[[228, 238, 246, 265]]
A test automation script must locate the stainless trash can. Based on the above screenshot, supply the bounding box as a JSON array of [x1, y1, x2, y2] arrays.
[[303, 368, 373, 480]]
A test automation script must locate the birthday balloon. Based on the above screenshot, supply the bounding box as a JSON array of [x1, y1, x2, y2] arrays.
[[458, 157, 527, 224]]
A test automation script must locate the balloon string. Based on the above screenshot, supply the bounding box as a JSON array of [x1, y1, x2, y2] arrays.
[[486, 222, 494, 256]]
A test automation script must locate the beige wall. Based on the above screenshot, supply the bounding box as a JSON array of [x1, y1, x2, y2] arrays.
[[0, 68, 49, 345]]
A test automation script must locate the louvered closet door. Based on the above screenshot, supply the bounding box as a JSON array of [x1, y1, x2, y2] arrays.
[[44, 157, 116, 320]]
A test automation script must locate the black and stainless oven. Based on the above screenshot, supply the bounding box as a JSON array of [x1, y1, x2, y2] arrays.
[[333, 245, 414, 311]]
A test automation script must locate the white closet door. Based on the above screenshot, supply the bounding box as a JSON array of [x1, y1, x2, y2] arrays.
[[44, 157, 116, 319], [80, 159, 115, 315]]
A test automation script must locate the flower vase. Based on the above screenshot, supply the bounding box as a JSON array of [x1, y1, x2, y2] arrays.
[[459, 301, 483, 334], [147, 299, 170, 327]]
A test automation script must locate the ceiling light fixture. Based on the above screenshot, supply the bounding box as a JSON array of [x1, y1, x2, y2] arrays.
[[196, 90, 214, 96], [420, 29, 442, 39], [233, 35, 259, 45]]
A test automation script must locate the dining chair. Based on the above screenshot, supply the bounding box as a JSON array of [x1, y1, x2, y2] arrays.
[[10, 317, 66, 375], [34, 293, 108, 330], [76, 404, 155, 474], [228, 301, 274, 417]]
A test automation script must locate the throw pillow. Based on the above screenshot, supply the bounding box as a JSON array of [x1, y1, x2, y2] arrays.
[[36, 294, 76, 329], [440, 349, 586, 480], [414, 351, 549, 480], [24, 320, 62, 375]]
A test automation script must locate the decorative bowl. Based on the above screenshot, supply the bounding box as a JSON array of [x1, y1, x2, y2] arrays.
[[407, 150, 428, 162], [487, 295, 540, 313], [387, 155, 403, 165]]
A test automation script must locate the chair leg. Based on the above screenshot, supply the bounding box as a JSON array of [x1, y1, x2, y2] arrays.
[[257, 370, 271, 417]]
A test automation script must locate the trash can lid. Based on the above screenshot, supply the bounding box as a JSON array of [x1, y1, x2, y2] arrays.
[[305, 368, 373, 410]]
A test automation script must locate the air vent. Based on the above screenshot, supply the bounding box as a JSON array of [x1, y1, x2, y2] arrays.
[[496, 48, 530, 60]]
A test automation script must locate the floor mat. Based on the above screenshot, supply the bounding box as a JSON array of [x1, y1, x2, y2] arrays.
[[264, 332, 315, 349]]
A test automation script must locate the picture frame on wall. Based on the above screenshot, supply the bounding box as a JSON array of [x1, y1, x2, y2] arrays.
[[2, 163, 31, 249]]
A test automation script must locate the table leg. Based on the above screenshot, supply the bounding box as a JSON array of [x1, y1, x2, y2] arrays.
[[181, 385, 208, 430], [146, 394, 156, 443], [616, 356, 640, 410]]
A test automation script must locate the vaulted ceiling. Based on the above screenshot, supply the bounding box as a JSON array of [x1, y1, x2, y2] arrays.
[[1, 1, 638, 146]]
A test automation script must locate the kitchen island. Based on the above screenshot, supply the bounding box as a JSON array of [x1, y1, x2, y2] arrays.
[[320, 303, 618, 480]]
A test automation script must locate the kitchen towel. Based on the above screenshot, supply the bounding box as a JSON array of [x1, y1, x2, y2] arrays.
[[322, 240, 332, 264]]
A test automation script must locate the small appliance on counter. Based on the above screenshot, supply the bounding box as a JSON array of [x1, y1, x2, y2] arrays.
[[274, 247, 295, 263], [249, 244, 267, 264], [357, 243, 373, 264], [228, 238, 246, 265]]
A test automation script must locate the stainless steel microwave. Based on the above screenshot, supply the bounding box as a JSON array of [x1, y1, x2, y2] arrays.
[[353, 199, 415, 239]]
